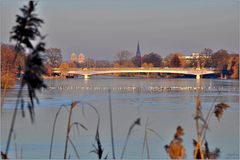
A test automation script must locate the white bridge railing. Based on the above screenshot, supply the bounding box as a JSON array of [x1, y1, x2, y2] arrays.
[[53, 67, 215, 71], [52, 67, 216, 79]]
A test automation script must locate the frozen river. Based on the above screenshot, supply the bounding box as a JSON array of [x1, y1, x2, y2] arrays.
[[1, 77, 239, 159]]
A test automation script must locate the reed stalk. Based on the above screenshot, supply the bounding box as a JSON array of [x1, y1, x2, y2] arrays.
[[121, 118, 141, 159], [82, 102, 106, 159], [142, 119, 163, 159], [200, 90, 221, 144], [20, 145, 23, 159], [49, 106, 65, 159], [68, 137, 80, 159], [13, 132, 18, 159], [108, 89, 115, 159], [64, 102, 77, 159], [5, 83, 23, 155], [193, 95, 204, 159], [143, 119, 150, 159]]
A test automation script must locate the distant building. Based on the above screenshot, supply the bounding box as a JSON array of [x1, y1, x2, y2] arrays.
[[183, 52, 200, 60], [135, 41, 142, 67], [70, 52, 77, 62], [78, 53, 85, 64]]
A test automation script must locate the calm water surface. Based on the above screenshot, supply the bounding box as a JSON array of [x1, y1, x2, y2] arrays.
[[1, 77, 239, 159]]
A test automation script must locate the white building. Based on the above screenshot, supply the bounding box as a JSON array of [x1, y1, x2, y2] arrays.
[[70, 52, 77, 62], [78, 53, 85, 64], [184, 52, 200, 60]]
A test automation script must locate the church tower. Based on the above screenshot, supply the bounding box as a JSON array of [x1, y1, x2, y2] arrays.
[[136, 41, 141, 67]]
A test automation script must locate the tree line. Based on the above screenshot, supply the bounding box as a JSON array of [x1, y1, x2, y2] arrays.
[[1, 43, 239, 88]]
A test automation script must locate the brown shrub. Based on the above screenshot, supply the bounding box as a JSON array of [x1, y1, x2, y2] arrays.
[[1, 73, 16, 89]]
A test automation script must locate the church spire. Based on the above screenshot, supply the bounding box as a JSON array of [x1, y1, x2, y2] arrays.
[[136, 41, 141, 67], [136, 41, 141, 56]]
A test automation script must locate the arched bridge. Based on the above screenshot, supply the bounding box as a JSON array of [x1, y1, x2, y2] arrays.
[[53, 67, 216, 79]]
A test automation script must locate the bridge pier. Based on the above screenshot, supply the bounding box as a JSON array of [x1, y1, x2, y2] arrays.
[[147, 72, 150, 78], [196, 74, 201, 80], [84, 74, 89, 79]]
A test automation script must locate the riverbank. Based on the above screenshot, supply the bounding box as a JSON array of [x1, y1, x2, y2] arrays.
[[43, 75, 66, 79]]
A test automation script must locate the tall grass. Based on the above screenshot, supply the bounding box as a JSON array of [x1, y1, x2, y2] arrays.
[[63, 102, 88, 159], [193, 91, 229, 159], [108, 89, 116, 159], [48, 92, 148, 160], [121, 118, 141, 159], [163, 82, 230, 159], [4, 84, 24, 155], [2, 1, 47, 158], [49, 101, 103, 159], [142, 118, 164, 159], [193, 95, 205, 159], [82, 102, 108, 159], [5, 86, 230, 159], [13, 131, 18, 159], [49, 102, 88, 159], [49, 105, 66, 159], [90, 123, 108, 159], [142, 118, 150, 159], [63, 102, 76, 159]]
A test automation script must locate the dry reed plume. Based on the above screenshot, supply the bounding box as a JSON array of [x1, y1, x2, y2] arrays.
[[2, 1, 47, 159], [121, 118, 141, 159], [165, 126, 186, 159], [193, 92, 230, 159]]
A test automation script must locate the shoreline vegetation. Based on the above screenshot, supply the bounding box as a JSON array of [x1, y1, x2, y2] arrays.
[[1, 1, 238, 159], [0, 70, 238, 91], [1, 42, 239, 89], [41, 74, 229, 80], [42, 72, 238, 80], [1, 41, 239, 89]]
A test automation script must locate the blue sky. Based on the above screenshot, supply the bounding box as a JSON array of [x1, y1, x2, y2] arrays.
[[1, 0, 239, 60]]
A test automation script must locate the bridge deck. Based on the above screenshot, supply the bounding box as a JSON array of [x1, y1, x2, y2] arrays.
[[53, 67, 216, 78]]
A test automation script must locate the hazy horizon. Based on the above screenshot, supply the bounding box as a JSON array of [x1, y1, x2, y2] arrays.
[[1, 0, 239, 60]]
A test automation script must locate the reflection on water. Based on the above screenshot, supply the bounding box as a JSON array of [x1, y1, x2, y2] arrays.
[[1, 77, 239, 159]]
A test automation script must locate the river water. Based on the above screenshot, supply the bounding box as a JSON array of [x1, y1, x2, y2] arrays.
[[1, 77, 239, 159]]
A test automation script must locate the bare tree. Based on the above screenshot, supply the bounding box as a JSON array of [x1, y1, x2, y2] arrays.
[[46, 48, 63, 68], [200, 48, 213, 68], [116, 50, 133, 66]]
